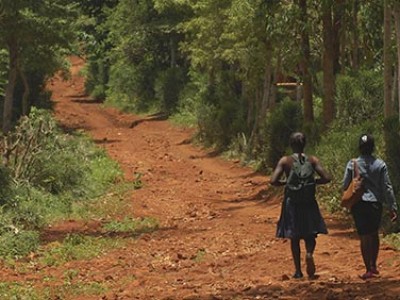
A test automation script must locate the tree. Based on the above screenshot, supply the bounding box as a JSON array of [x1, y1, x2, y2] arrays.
[[384, 0, 394, 118], [322, 0, 335, 126], [0, 0, 76, 133], [393, 2, 400, 118], [298, 0, 314, 124], [104, 0, 189, 112]]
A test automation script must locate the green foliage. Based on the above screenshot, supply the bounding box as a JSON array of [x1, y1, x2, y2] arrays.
[[71, 183, 132, 221], [155, 67, 186, 113], [102, 0, 189, 113], [262, 99, 303, 168], [84, 57, 109, 100], [0, 280, 108, 300], [0, 0, 77, 123], [335, 70, 384, 126], [39, 234, 123, 267], [0, 282, 41, 300], [102, 216, 159, 234], [0, 109, 122, 258], [189, 69, 247, 149], [2, 108, 122, 198], [173, 70, 210, 126], [384, 116, 400, 230], [384, 117, 400, 195], [0, 230, 39, 259], [383, 233, 400, 251], [0, 49, 7, 98]]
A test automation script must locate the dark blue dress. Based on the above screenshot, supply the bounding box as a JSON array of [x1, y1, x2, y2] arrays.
[[276, 155, 328, 239]]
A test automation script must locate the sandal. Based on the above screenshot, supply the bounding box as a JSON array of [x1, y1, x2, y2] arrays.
[[359, 271, 374, 280], [370, 268, 379, 275]]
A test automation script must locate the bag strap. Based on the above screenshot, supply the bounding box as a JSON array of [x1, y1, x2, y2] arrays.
[[352, 159, 360, 178]]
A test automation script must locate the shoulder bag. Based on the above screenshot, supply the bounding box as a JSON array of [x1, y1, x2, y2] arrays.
[[341, 159, 364, 209]]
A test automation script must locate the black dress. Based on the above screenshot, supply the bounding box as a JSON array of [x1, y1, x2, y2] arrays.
[[276, 154, 328, 239]]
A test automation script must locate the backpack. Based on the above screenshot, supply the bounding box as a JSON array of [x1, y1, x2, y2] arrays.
[[285, 154, 316, 204]]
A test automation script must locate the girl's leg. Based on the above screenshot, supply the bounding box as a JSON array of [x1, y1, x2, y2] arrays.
[[359, 234, 374, 279], [304, 236, 316, 277], [360, 234, 371, 272], [305, 236, 316, 255], [290, 238, 302, 278], [370, 231, 380, 274]]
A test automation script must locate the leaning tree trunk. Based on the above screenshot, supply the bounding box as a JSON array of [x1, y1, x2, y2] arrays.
[[3, 37, 18, 133], [322, 0, 335, 126], [18, 63, 30, 116], [384, 0, 394, 119]]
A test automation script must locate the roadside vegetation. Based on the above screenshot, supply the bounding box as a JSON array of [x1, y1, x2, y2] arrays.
[[0, 108, 123, 258]]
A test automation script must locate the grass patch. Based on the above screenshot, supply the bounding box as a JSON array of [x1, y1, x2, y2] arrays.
[[383, 233, 400, 251], [192, 248, 206, 262], [38, 234, 125, 267], [71, 182, 133, 221], [0, 230, 40, 259], [0, 282, 41, 300], [103, 216, 159, 234], [0, 280, 108, 300]]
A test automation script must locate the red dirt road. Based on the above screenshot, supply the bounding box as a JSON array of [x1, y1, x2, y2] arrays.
[[6, 56, 400, 299]]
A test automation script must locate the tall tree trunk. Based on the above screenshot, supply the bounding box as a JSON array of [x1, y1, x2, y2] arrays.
[[260, 60, 272, 120], [394, 4, 400, 120], [298, 0, 314, 124], [249, 48, 273, 150], [249, 86, 262, 150], [333, 0, 344, 74], [170, 35, 176, 68], [351, 0, 360, 70], [3, 37, 18, 133], [322, 0, 335, 126], [384, 0, 394, 118]]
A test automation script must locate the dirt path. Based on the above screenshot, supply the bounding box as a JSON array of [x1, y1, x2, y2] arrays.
[[10, 57, 400, 299]]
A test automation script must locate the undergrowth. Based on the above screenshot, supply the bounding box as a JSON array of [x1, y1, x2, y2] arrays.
[[0, 108, 123, 258]]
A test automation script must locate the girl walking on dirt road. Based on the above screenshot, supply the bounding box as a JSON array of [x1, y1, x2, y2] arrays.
[[270, 132, 332, 279], [342, 134, 398, 280]]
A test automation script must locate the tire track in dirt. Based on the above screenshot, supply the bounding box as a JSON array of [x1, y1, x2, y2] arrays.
[[2, 56, 399, 300]]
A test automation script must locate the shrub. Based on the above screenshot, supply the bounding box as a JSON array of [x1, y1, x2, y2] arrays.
[[335, 69, 383, 126], [154, 67, 186, 113], [261, 98, 303, 168], [0, 230, 40, 259], [0, 109, 122, 258]]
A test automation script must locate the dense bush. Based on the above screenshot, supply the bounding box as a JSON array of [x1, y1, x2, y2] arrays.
[[384, 117, 400, 194], [335, 69, 383, 126], [106, 57, 156, 112], [383, 117, 400, 232], [0, 230, 39, 259], [155, 67, 186, 114], [261, 99, 303, 168], [0, 109, 122, 258], [84, 57, 109, 100]]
